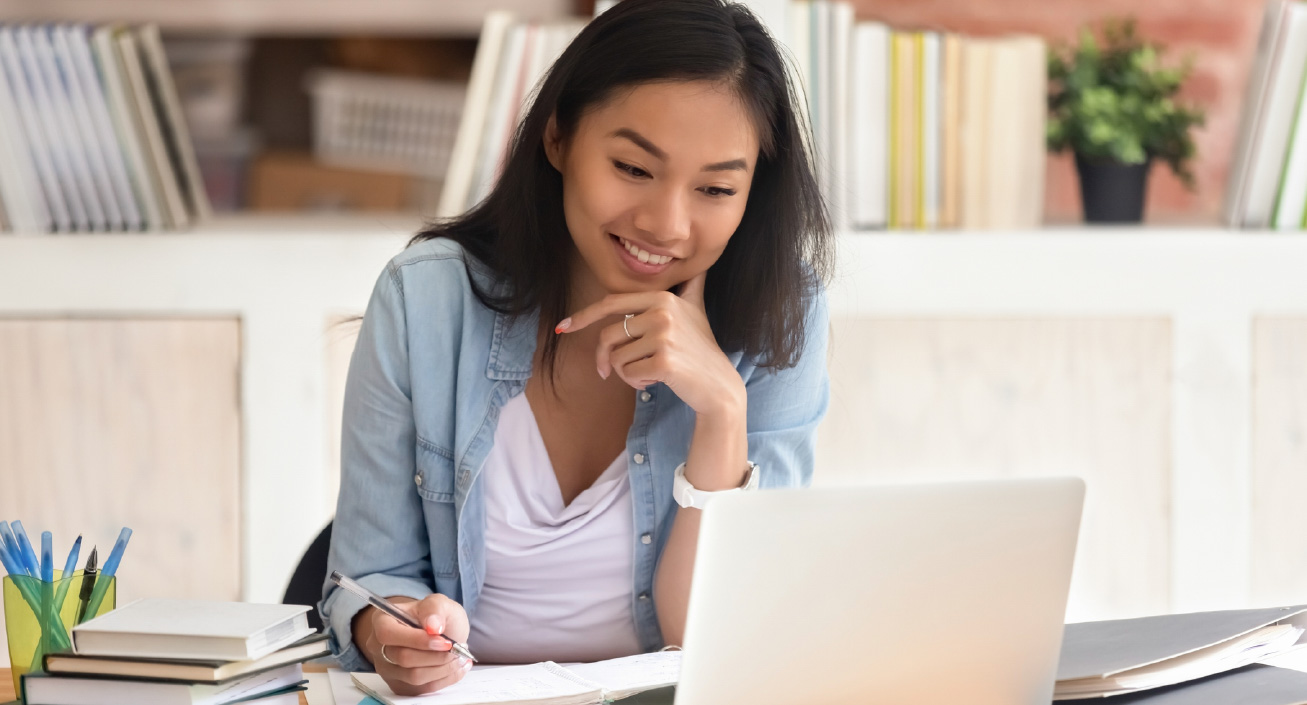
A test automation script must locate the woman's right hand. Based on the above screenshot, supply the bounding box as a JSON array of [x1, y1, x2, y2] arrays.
[[351, 594, 472, 696]]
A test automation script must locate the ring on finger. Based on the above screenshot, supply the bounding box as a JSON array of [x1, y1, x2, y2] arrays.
[[623, 313, 636, 340], [380, 644, 399, 666]]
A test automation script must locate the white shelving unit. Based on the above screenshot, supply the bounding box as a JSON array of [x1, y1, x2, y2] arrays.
[[0, 0, 574, 36], [4, 215, 1306, 611]]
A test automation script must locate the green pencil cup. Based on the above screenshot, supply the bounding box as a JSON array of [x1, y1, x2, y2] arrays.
[[4, 571, 115, 698]]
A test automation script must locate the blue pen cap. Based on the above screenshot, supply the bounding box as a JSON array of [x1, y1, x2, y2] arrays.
[[101, 527, 132, 577], [40, 532, 52, 582], [10, 522, 40, 576]]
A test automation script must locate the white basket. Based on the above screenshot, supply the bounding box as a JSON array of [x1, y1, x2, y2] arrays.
[[307, 69, 466, 178]]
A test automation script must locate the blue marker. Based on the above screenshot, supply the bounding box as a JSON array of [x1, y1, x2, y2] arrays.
[[40, 531, 52, 582], [0, 527, 22, 577], [84, 527, 130, 618], [11, 522, 40, 576], [0, 522, 19, 571]]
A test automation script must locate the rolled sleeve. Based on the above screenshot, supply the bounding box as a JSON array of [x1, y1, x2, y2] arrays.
[[319, 261, 436, 673], [744, 288, 831, 488]]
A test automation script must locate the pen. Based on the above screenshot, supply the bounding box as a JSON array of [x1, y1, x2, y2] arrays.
[[329, 571, 477, 663], [11, 522, 41, 576], [40, 531, 52, 582], [53, 535, 82, 612], [75, 546, 98, 625], [0, 522, 27, 576], [83, 527, 130, 619]]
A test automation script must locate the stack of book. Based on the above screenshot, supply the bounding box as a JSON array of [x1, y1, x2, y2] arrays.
[[0, 23, 210, 235], [437, 2, 1048, 232], [20, 598, 329, 705], [1226, 0, 1307, 231]]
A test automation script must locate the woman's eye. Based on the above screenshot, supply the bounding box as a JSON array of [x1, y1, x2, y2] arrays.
[[614, 160, 649, 178], [702, 186, 737, 198]]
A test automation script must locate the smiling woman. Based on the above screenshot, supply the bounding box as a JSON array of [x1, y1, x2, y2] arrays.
[[320, 0, 834, 697]]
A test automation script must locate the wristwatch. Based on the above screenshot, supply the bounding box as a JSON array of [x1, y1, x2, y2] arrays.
[[672, 461, 760, 509]]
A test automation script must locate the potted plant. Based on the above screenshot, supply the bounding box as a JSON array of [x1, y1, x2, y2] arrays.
[[1047, 18, 1206, 223]]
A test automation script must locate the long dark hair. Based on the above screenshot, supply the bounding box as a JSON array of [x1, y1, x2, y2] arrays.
[[414, 0, 832, 375]]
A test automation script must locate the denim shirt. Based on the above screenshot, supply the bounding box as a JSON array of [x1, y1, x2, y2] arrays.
[[319, 237, 830, 672]]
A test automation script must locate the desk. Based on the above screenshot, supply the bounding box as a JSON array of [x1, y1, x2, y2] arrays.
[[0, 665, 328, 704]]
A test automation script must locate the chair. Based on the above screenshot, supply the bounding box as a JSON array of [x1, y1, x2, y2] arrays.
[[282, 521, 333, 633]]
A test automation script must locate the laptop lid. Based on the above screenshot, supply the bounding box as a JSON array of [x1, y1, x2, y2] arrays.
[[675, 477, 1085, 705]]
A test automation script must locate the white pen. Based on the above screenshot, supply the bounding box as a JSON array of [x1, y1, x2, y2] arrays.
[[330, 570, 478, 663]]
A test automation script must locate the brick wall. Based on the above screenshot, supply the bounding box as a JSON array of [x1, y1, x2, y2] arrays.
[[851, 0, 1266, 224]]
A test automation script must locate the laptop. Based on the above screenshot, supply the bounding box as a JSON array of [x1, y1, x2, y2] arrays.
[[675, 477, 1085, 705]]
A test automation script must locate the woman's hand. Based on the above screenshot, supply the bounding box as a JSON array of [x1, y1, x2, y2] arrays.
[[351, 594, 472, 696], [555, 271, 744, 420]]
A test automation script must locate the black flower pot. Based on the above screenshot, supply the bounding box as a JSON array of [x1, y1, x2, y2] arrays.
[[1075, 153, 1152, 223]]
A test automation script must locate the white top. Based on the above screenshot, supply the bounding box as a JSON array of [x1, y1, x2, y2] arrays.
[[466, 392, 642, 664]]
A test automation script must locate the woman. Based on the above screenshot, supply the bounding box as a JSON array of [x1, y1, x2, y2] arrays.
[[320, 0, 833, 695]]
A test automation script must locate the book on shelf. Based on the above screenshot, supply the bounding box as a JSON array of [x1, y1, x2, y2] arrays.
[[1226, 0, 1307, 230], [0, 22, 209, 235], [437, 1, 1048, 232]]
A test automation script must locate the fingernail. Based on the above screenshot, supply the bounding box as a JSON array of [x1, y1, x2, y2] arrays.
[[425, 615, 441, 634], [554, 318, 571, 333], [462, 659, 473, 671], [598, 367, 608, 380], [430, 639, 452, 651]]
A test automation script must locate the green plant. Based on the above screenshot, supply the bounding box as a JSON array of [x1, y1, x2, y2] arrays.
[[1047, 18, 1206, 190]]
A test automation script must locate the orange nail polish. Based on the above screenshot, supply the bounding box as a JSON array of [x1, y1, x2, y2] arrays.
[[555, 318, 571, 333]]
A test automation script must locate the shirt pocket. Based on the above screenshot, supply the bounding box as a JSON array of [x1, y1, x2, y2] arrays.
[[416, 442, 459, 578]]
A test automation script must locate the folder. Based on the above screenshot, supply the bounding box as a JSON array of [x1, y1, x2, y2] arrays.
[[1055, 605, 1307, 700], [1063, 664, 1307, 705]]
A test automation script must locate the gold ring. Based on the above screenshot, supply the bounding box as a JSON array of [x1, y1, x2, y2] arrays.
[[381, 644, 399, 666], [623, 314, 635, 340]]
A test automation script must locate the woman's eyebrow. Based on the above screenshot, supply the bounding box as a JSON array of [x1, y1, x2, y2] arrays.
[[609, 128, 748, 172]]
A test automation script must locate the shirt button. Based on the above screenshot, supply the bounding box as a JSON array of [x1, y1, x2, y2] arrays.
[[639, 592, 650, 600], [633, 453, 645, 465], [414, 474, 422, 486], [641, 533, 652, 545], [640, 391, 652, 402]]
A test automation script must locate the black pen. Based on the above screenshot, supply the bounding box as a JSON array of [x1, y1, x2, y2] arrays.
[[75, 546, 98, 625], [330, 571, 477, 663]]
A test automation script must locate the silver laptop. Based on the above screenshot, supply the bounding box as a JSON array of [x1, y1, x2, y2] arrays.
[[675, 477, 1085, 705]]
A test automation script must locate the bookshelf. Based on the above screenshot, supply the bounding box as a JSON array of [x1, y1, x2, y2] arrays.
[[0, 0, 574, 36]]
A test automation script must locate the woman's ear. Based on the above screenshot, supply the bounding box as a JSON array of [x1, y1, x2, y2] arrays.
[[544, 113, 564, 172]]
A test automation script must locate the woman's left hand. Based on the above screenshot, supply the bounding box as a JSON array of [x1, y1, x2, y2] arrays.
[[555, 271, 744, 419]]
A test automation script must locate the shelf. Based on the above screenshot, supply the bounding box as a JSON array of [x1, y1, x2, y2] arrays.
[[1, 0, 576, 36]]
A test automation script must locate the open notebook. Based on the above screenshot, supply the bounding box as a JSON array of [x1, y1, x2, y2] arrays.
[[349, 652, 681, 705]]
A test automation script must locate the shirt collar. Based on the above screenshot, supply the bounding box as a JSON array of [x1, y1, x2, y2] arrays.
[[486, 308, 538, 381]]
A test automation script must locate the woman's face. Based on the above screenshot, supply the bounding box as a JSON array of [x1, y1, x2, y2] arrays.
[[546, 80, 760, 296]]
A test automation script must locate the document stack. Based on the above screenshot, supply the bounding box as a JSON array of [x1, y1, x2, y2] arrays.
[[1053, 605, 1307, 704], [0, 23, 211, 235], [20, 598, 329, 705]]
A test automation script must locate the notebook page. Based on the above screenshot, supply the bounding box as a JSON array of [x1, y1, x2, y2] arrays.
[[564, 651, 681, 695], [351, 663, 599, 705]]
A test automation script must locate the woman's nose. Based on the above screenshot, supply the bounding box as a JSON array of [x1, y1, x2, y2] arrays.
[[632, 186, 691, 243]]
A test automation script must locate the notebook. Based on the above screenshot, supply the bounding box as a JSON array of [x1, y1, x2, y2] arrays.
[[71, 598, 315, 661], [350, 651, 681, 705], [21, 662, 306, 705], [45, 633, 329, 684]]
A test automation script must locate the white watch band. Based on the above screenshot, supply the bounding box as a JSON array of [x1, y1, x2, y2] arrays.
[[672, 461, 759, 509]]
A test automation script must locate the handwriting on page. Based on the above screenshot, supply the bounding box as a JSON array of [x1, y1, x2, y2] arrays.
[[566, 651, 682, 691], [353, 664, 595, 705]]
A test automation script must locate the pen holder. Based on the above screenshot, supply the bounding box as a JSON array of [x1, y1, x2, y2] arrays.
[[3, 571, 115, 697]]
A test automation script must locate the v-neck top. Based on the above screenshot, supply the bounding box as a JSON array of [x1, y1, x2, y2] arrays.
[[464, 392, 642, 664]]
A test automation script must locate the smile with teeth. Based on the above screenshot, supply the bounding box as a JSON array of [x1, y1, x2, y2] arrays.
[[618, 236, 675, 265]]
